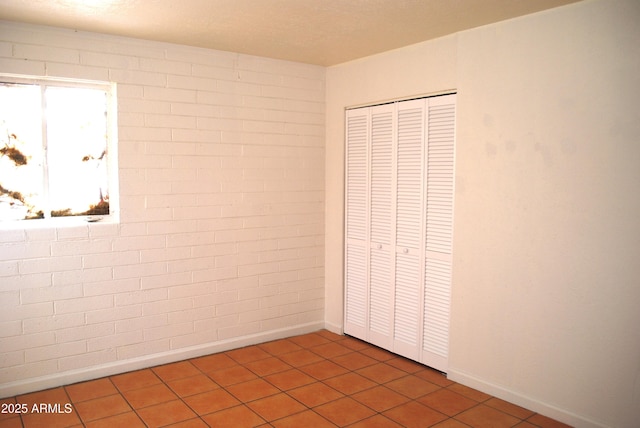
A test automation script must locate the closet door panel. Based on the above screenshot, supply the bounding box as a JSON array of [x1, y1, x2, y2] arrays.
[[368, 105, 395, 347], [393, 99, 425, 356], [422, 94, 456, 372], [344, 109, 369, 337]]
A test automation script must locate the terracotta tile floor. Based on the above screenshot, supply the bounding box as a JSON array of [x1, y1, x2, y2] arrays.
[[0, 330, 572, 427]]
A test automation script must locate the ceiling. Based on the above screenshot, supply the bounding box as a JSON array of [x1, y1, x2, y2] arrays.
[[0, 0, 581, 66]]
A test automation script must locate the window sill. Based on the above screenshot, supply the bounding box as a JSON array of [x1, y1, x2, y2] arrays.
[[0, 215, 119, 231]]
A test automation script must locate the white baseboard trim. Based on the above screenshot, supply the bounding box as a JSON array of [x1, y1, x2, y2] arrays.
[[323, 320, 343, 335], [447, 368, 608, 428], [0, 321, 324, 399]]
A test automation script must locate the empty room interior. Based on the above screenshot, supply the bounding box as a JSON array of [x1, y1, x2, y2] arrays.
[[0, 0, 639, 427]]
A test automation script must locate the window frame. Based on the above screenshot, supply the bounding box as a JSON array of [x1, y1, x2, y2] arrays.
[[0, 73, 119, 226]]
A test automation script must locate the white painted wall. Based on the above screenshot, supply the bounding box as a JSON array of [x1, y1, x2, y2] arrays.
[[0, 22, 325, 396], [325, 0, 640, 426]]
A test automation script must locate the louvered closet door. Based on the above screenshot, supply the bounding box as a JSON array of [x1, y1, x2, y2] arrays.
[[344, 94, 456, 374], [368, 104, 395, 349], [421, 94, 456, 372], [344, 108, 369, 338], [393, 99, 426, 360]]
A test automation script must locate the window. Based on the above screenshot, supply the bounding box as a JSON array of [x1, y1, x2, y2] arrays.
[[0, 76, 117, 222]]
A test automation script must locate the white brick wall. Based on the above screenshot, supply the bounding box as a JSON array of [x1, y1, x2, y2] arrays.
[[0, 21, 325, 393]]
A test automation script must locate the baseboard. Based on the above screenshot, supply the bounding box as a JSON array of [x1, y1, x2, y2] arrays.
[[323, 320, 343, 335], [0, 321, 324, 399], [447, 368, 608, 428]]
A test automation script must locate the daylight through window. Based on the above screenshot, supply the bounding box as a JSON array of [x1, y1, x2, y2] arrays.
[[0, 77, 115, 221]]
